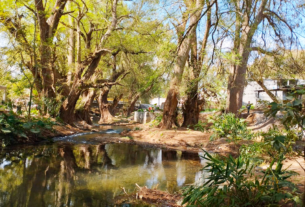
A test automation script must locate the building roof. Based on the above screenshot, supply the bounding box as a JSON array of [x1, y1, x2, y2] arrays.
[[255, 85, 305, 93], [0, 86, 6, 90]]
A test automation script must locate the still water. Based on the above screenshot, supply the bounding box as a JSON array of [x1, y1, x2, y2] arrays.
[[0, 129, 207, 207]]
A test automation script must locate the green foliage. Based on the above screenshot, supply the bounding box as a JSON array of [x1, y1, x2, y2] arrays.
[[240, 125, 298, 165], [209, 113, 253, 141], [239, 142, 265, 165], [266, 89, 305, 132], [193, 121, 206, 132], [0, 112, 54, 147], [137, 108, 144, 112], [201, 108, 218, 112], [149, 113, 162, 127], [42, 97, 62, 118], [241, 105, 255, 110], [261, 125, 298, 157], [183, 151, 300, 207], [256, 100, 270, 109]]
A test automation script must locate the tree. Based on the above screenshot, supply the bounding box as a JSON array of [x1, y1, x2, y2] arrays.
[[160, 0, 205, 129], [248, 49, 305, 103], [222, 0, 303, 113], [182, 1, 214, 127]]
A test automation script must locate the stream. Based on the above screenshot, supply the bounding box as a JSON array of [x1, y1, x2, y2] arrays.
[[0, 127, 207, 207]]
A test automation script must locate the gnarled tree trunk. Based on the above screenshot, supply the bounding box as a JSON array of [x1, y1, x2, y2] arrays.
[[182, 2, 211, 127], [110, 94, 123, 116], [35, 0, 69, 99], [60, 0, 119, 124], [75, 89, 96, 124], [160, 0, 204, 129], [182, 91, 204, 128], [60, 53, 102, 124], [98, 87, 113, 124]]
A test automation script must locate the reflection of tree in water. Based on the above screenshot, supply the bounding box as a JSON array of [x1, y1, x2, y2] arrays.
[[0, 145, 61, 206], [0, 143, 203, 206], [73, 144, 114, 170], [105, 143, 147, 167], [56, 144, 77, 207]]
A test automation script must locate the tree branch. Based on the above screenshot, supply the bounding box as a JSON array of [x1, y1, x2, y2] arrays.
[[251, 47, 280, 56]]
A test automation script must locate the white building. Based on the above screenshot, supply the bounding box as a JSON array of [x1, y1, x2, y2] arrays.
[[150, 97, 166, 108], [242, 79, 305, 106]]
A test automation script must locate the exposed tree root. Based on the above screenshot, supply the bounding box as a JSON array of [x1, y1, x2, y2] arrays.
[[135, 184, 182, 207]]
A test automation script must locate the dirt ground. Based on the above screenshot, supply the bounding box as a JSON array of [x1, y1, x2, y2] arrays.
[[13, 111, 305, 206]]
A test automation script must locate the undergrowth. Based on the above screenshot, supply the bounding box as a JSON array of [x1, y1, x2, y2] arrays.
[[0, 112, 55, 147], [183, 151, 301, 207], [209, 113, 253, 142]]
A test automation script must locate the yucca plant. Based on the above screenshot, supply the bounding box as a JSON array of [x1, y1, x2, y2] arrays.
[[183, 151, 301, 207]]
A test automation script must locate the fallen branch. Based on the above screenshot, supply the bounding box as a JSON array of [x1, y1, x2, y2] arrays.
[[135, 183, 182, 207]]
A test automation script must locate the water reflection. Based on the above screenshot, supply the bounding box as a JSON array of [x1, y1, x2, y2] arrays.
[[0, 143, 205, 207]]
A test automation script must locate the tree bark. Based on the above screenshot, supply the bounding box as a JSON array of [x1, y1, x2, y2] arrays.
[[67, 1, 75, 86], [110, 94, 123, 116], [75, 89, 96, 124], [255, 80, 279, 103], [160, 0, 204, 129], [60, 53, 103, 124], [127, 94, 140, 117], [60, 0, 119, 124], [35, 0, 69, 99], [98, 87, 114, 124], [182, 2, 211, 127], [226, 0, 268, 113], [182, 91, 204, 128]]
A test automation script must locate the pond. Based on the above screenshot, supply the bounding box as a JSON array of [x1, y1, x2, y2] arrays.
[[0, 129, 207, 207]]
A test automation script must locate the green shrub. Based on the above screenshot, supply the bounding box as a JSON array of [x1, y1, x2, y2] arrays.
[[0, 112, 54, 147], [266, 89, 305, 133], [239, 142, 265, 164], [183, 151, 300, 207], [209, 113, 253, 141], [239, 125, 298, 165], [193, 121, 206, 132], [201, 108, 218, 112], [261, 125, 298, 157], [134, 127, 142, 131], [149, 113, 162, 127]]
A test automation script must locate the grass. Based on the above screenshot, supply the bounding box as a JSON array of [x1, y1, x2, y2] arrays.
[[201, 108, 218, 113]]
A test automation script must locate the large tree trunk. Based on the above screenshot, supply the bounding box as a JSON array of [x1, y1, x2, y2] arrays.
[[161, 88, 180, 128], [256, 80, 279, 103], [60, 53, 102, 124], [59, 0, 118, 124], [182, 3, 211, 127], [35, 0, 68, 100], [75, 89, 96, 124], [60, 85, 82, 125], [226, 64, 248, 113], [182, 88, 204, 128], [226, 0, 268, 113], [160, 0, 204, 129], [97, 87, 113, 124], [110, 94, 123, 116], [127, 94, 140, 117]]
